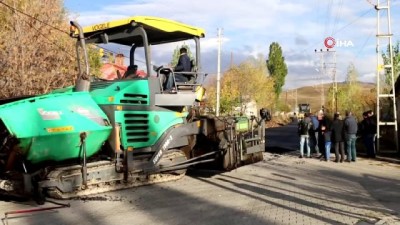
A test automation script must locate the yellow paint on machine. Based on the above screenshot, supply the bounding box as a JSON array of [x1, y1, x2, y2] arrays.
[[175, 112, 185, 117], [195, 86, 206, 102], [81, 16, 205, 38], [47, 126, 74, 133]]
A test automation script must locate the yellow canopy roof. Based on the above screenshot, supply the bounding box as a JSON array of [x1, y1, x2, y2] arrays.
[[81, 16, 205, 46]]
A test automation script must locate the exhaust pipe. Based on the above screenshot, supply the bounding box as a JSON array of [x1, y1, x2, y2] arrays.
[[70, 21, 91, 92]]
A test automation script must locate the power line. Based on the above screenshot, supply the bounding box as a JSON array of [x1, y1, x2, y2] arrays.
[[331, 0, 344, 35], [0, 0, 69, 36], [0, 0, 159, 71], [27, 22, 76, 58], [298, 7, 374, 55], [0, 0, 76, 59], [323, 0, 334, 37], [365, 0, 376, 6], [354, 31, 374, 59], [333, 8, 373, 35]]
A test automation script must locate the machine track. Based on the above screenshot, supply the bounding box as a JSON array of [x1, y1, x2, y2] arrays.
[[44, 151, 187, 199]]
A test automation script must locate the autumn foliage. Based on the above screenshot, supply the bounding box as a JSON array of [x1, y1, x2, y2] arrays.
[[0, 0, 77, 98], [325, 63, 376, 120], [205, 57, 275, 115]]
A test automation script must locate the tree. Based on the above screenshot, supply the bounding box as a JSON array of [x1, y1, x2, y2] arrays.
[[87, 45, 103, 78], [326, 63, 375, 120], [0, 0, 77, 98], [338, 63, 361, 112], [382, 41, 400, 88], [205, 55, 275, 115], [266, 42, 288, 99]]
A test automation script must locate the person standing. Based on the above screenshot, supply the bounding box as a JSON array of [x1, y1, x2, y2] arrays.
[[298, 113, 312, 158], [360, 111, 373, 158], [318, 112, 328, 159], [366, 110, 377, 158], [322, 118, 332, 162], [332, 112, 345, 163], [310, 113, 320, 155], [344, 111, 358, 162]]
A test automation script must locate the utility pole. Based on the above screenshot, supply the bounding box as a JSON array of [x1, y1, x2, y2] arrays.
[[285, 90, 288, 105], [315, 49, 325, 109], [216, 28, 222, 116], [287, 88, 298, 113], [294, 88, 298, 112], [373, 0, 398, 153], [315, 49, 337, 112], [328, 50, 337, 112], [230, 52, 233, 68]]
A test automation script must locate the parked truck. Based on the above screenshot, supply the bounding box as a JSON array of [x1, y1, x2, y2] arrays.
[[297, 103, 311, 120]]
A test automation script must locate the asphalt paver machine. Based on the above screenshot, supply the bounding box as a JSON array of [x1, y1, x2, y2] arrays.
[[0, 16, 269, 201]]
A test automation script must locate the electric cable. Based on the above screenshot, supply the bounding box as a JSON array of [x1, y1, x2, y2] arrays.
[[27, 22, 76, 58], [354, 31, 374, 59], [0, 0, 69, 35], [366, 0, 376, 7], [0, 0, 74, 59], [332, 9, 373, 35], [331, 0, 344, 35], [298, 7, 375, 55], [0, 0, 149, 66], [323, 0, 334, 37]]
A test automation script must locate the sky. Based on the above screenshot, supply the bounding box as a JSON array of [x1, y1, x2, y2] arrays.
[[64, 0, 400, 90]]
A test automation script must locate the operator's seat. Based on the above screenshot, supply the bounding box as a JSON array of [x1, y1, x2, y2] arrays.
[[175, 60, 197, 91], [186, 60, 197, 82]]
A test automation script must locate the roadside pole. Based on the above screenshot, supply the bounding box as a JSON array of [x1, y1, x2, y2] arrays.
[[216, 28, 222, 116]]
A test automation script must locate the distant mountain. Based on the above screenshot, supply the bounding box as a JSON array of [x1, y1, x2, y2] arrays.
[[281, 82, 375, 112]]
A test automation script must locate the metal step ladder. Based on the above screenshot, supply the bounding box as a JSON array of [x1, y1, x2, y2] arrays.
[[375, 0, 398, 153]]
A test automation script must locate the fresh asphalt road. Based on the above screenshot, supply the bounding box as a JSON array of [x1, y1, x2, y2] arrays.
[[266, 120, 300, 153]]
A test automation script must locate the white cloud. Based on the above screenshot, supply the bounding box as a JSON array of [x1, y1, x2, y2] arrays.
[[66, 0, 400, 88], [359, 72, 376, 83]]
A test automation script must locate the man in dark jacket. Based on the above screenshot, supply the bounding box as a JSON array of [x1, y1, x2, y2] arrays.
[[298, 113, 312, 158], [359, 110, 377, 158], [322, 118, 332, 162], [310, 114, 320, 155], [175, 47, 192, 72], [165, 47, 191, 91], [332, 112, 345, 162], [365, 110, 377, 158], [344, 110, 358, 162]]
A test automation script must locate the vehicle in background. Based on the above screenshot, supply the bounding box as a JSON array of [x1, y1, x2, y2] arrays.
[[297, 103, 311, 120]]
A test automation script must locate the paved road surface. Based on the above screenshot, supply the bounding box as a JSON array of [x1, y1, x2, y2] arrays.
[[266, 121, 299, 152], [1, 123, 399, 225]]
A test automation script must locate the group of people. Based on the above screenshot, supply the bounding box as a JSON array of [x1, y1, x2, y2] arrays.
[[298, 109, 376, 162]]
